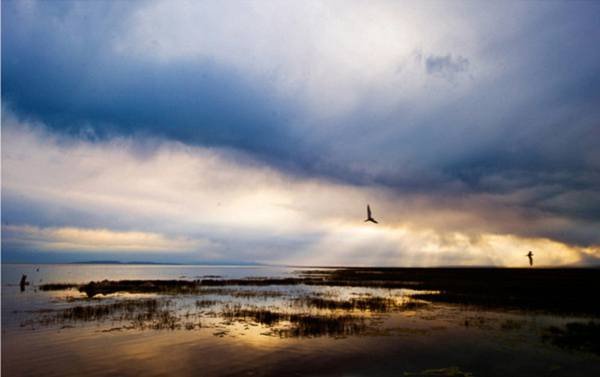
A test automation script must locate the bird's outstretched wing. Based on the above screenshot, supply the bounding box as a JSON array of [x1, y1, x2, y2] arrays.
[[367, 205, 372, 218]]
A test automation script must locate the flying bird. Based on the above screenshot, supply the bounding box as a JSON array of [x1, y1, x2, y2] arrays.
[[364, 204, 378, 224], [526, 251, 534, 267]]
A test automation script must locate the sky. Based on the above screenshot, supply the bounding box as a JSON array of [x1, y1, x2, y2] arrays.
[[2, 0, 600, 266]]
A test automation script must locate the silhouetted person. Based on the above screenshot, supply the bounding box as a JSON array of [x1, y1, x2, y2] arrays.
[[526, 251, 534, 267], [364, 204, 378, 224], [19, 274, 28, 292]]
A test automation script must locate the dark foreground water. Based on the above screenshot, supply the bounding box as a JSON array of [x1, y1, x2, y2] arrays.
[[2, 264, 599, 377]]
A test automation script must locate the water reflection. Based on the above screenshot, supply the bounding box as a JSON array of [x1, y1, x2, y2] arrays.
[[3, 265, 600, 377], [20, 283, 432, 338]]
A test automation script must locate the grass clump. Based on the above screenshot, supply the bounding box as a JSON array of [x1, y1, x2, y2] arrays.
[[31, 299, 184, 330], [542, 321, 600, 355], [39, 283, 81, 291], [195, 300, 220, 308], [293, 296, 428, 313], [60, 299, 162, 321], [79, 280, 200, 297], [220, 304, 368, 337], [403, 366, 475, 376]]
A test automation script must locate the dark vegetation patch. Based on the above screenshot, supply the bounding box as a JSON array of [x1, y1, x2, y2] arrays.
[[193, 287, 286, 299], [221, 304, 285, 326], [200, 277, 308, 286], [542, 321, 600, 355], [195, 300, 220, 308], [278, 315, 367, 338], [131, 310, 182, 330], [220, 304, 369, 337], [293, 296, 394, 311], [41, 268, 600, 315], [500, 319, 525, 331], [308, 268, 600, 316], [196, 288, 232, 296], [462, 316, 494, 330], [42, 279, 305, 297], [292, 296, 427, 312], [25, 299, 184, 330], [230, 290, 286, 298], [64, 296, 104, 302], [61, 299, 163, 321], [40, 280, 200, 296], [403, 366, 475, 376], [78, 280, 200, 297], [39, 283, 80, 291]]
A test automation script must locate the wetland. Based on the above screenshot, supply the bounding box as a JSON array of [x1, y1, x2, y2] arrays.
[[2, 264, 599, 377]]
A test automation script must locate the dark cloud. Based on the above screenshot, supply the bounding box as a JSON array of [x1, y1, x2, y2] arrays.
[[425, 54, 470, 82], [1, 1, 301, 164], [2, 1, 600, 249]]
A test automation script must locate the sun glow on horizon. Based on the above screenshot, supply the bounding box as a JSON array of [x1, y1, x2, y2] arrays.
[[2, 119, 598, 266]]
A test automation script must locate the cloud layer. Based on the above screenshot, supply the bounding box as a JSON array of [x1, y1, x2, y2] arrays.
[[2, 0, 600, 264], [2, 118, 598, 266]]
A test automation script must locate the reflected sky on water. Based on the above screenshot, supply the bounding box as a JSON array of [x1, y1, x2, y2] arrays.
[[2, 264, 599, 377]]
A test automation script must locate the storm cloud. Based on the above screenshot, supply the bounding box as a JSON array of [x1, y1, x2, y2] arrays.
[[425, 54, 470, 82], [2, 0, 600, 264]]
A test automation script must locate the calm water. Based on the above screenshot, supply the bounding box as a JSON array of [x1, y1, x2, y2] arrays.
[[2, 264, 599, 377]]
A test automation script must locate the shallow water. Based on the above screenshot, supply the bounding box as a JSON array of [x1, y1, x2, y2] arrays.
[[2, 264, 599, 377]]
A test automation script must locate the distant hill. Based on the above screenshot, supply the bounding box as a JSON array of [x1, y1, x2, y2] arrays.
[[70, 260, 262, 266], [71, 260, 181, 265]]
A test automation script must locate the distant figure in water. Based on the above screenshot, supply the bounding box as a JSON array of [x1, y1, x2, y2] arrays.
[[364, 204, 378, 224], [19, 274, 29, 292], [526, 251, 534, 267]]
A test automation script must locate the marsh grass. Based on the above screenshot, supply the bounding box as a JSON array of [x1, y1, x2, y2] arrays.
[[39, 268, 600, 315], [230, 290, 286, 299], [278, 314, 367, 338], [292, 296, 428, 312], [542, 321, 600, 355], [403, 366, 475, 376], [42, 280, 293, 300], [39, 283, 80, 291], [293, 296, 393, 311], [33, 267, 599, 339], [131, 309, 181, 330], [61, 299, 165, 321], [31, 294, 392, 337], [308, 268, 600, 315], [220, 304, 369, 337], [195, 300, 220, 308], [500, 319, 525, 331], [79, 280, 201, 297], [27, 299, 185, 330]]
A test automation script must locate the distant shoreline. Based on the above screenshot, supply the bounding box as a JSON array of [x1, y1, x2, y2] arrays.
[[1, 261, 265, 266], [2, 261, 599, 269]]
